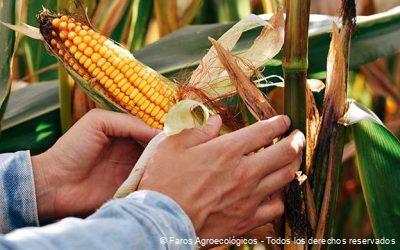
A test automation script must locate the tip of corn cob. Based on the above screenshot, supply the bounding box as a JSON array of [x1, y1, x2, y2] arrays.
[[37, 10, 178, 129]]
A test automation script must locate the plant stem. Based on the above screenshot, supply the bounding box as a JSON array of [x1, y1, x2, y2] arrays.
[[282, 0, 310, 241], [283, 0, 310, 137]]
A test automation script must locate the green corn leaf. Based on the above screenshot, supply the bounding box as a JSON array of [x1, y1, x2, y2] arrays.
[[353, 121, 400, 248], [127, 0, 153, 52], [22, 0, 57, 81], [0, 81, 60, 154], [0, 0, 16, 128], [342, 101, 400, 247]]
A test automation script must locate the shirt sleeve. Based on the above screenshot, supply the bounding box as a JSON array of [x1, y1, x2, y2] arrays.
[[0, 151, 40, 233], [0, 190, 197, 250]]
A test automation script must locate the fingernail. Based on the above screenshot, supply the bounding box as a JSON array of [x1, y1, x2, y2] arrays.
[[283, 115, 291, 127], [206, 115, 220, 126], [294, 130, 305, 147]]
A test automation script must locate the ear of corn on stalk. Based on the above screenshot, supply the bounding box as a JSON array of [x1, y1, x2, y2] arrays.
[[37, 10, 178, 129]]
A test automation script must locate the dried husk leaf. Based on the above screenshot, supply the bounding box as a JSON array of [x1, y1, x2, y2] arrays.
[[0, 22, 43, 40], [114, 133, 166, 198], [188, 9, 284, 100], [164, 99, 211, 136]]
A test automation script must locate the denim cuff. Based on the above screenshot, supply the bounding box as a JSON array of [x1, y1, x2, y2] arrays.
[[0, 151, 39, 233], [126, 190, 197, 242]]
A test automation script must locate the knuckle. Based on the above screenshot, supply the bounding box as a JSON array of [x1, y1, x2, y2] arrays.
[[275, 200, 285, 215], [87, 108, 102, 117], [286, 141, 301, 158], [284, 166, 296, 183], [233, 167, 250, 186], [234, 220, 252, 235], [260, 121, 274, 142], [276, 116, 288, 130]]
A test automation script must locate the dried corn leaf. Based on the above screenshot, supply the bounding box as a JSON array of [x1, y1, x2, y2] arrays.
[[210, 38, 277, 121], [306, 84, 320, 175]]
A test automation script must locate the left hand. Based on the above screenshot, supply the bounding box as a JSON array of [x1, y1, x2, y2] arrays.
[[31, 109, 159, 222]]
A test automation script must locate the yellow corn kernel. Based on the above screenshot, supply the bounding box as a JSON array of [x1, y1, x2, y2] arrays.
[[149, 92, 160, 102], [109, 84, 117, 92], [117, 78, 128, 88], [84, 47, 94, 57], [78, 55, 88, 65], [100, 76, 108, 85], [105, 66, 115, 76], [151, 106, 161, 117], [122, 96, 130, 104], [92, 68, 101, 77], [114, 73, 124, 83], [105, 79, 113, 88], [120, 64, 130, 74], [113, 88, 121, 96], [73, 36, 82, 46], [64, 40, 72, 48], [88, 40, 97, 48], [83, 58, 92, 69], [125, 86, 135, 96], [88, 63, 96, 73], [78, 43, 87, 51], [110, 69, 119, 79], [67, 22, 76, 31], [59, 21, 68, 30], [133, 92, 143, 103], [125, 69, 134, 78], [145, 103, 155, 114], [78, 30, 88, 37], [101, 62, 112, 72], [74, 51, 83, 60], [97, 58, 106, 67], [83, 35, 91, 44], [52, 18, 60, 27], [90, 53, 101, 63], [59, 31, 68, 40]]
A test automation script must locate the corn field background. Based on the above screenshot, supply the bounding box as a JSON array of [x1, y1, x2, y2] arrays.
[[0, 0, 400, 249]]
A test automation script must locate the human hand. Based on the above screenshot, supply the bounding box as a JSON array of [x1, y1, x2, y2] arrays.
[[31, 109, 159, 222], [138, 115, 305, 239]]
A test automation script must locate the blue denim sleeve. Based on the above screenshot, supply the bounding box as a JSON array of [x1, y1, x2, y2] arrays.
[[0, 151, 40, 233], [1, 190, 197, 249]]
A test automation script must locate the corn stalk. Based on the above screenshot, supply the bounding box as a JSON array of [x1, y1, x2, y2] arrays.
[[311, 2, 356, 248], [282, 0, 310, 243]]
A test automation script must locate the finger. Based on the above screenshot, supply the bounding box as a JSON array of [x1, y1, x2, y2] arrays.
[[171, 115, 222, 148], [87, 109, 160, 142], [255, 154, 302, 197], [250, 195, 284, 229], [243, 130, 305, 178], [210, 115, 290, 154]]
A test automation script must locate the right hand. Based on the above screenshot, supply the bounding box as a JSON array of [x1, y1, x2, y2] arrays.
[[138, 115, 305, 239]]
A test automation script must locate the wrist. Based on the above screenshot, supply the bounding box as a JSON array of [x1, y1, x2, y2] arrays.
[[31, 152, 58, 222]]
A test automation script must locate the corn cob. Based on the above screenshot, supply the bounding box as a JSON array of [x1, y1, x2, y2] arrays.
[[38, 12, 178, 129]]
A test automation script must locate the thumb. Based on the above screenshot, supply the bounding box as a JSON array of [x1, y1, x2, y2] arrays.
[[174, 115, 222, 148]]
